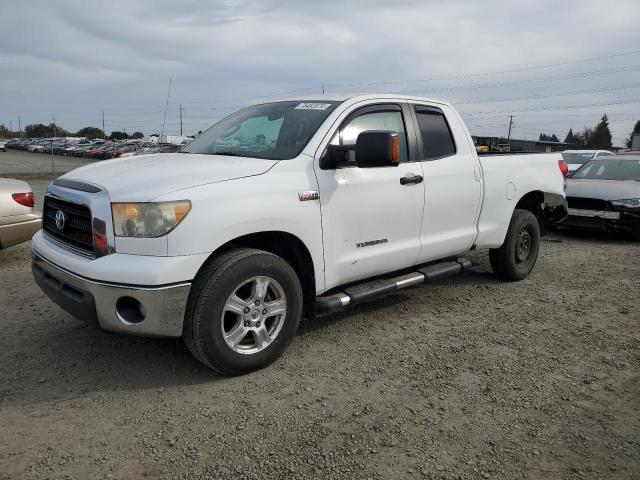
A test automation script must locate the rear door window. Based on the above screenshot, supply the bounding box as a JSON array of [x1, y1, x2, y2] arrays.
[[414, 106, 456, 160]]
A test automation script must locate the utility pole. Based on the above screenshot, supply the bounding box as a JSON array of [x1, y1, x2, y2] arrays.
[[102, 111, 106, 140], [160, 78, 172, 143], [51, 114, 56, 179], [18, 115, 21, 138], [179, 104, 183, 136], [507, 115, 514, 142], [9, 120, 12, 136]]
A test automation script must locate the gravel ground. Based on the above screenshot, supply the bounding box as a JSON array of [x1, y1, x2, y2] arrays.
[[0, 151, 639, 479]]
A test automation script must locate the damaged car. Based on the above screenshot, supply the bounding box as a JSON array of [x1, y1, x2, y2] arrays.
[[564, 155, 640, 240]]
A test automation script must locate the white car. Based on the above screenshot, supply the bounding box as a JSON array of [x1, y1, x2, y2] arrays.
[[562, 150, 614, 174], [32, 94, 568, 374], [0, 140, 6, 152], [27, 142, 49, 153], [0, 178, 41, 250]]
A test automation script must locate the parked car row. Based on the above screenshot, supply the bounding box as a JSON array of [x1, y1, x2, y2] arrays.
[[4, 138, 182, 159]]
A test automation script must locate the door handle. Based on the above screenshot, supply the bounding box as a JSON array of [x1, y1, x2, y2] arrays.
[[400, 175, 423, 185]]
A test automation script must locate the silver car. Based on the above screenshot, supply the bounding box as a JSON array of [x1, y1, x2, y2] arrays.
[[0, 178, 42, 250]]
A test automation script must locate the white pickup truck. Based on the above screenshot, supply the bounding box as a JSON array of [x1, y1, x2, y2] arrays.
[[32, 94, 568, 374]]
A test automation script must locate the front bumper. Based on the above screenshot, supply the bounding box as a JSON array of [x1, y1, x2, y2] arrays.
[[32, 250, 191, 337], [562, 207, 639, 233]]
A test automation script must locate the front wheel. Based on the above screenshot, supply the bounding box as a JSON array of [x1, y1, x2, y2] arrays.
[[489, 209, 541, 281], [183, 248, 302, 375]]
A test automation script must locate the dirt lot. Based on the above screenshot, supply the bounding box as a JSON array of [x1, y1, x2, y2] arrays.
[[0, 150, 639, 479]]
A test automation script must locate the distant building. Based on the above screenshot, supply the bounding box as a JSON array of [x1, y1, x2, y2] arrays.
[[148, 134, 190, 145], [472, 136, 574, 153]]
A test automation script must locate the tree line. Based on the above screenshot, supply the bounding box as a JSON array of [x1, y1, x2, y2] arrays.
[[540, 114, 639, 150], [0, 123, 145, 140]]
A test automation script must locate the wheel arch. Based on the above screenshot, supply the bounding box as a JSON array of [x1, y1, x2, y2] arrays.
[[514, 190, 545, 222], [193, 230, 317, 319], [514, 189, 567, 236]]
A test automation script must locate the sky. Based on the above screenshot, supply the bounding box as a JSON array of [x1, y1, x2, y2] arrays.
[[1, 0, 639, 146]]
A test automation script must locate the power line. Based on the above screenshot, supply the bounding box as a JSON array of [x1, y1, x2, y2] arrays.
[[325, 49, 640, 88], [462, 98, 640, 116], [453, 82, 640, 105], [395, 64, 640, 95]]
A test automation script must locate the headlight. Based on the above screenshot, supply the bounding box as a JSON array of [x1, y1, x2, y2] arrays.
[[609, 198, 640, 209], [112, 201, 191, 237]]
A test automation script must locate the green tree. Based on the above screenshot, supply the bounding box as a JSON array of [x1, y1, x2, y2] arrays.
[[131, 131, 144, 139], [564, 129, 575, 144], [25, 123, 49, 137], [0, 124, 10, 138], [539, 133, 559, 142], [625, 120, 640, 148], [109, 131, 129, 140], [76, 127, 105, 139], [591, 114, 612, 149], [572, 128, 594, 147], [24, 123, 70, 138]]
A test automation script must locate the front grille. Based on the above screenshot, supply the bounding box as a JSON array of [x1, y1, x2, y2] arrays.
[[43, 196, 94, 254], [566, 197, 609, 210]]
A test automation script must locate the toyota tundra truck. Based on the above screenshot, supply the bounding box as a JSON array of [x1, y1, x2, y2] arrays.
[[31, 94, 568, 375]]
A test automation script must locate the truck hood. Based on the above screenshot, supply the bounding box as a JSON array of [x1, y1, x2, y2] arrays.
[[566, 179, 640, 201], [60, 153, 278, 201]]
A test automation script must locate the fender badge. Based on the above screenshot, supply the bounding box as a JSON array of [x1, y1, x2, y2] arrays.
[[298, 191, 319, 201]]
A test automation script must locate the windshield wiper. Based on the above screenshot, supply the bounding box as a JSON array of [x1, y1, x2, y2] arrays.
[[209, 151, 246, 157]]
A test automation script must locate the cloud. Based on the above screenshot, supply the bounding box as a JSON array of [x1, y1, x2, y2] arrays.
[[0, 0, 638, 143]]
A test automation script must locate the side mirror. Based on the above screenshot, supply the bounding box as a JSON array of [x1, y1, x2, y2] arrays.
[[355, 130, 401, 168]]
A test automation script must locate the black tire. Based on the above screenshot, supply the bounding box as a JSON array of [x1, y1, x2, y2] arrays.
[[489, 209, 541, 281], [183, 248, 302, 375]]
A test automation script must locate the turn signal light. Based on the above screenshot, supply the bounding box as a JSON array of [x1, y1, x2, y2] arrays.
[[12, 192, 34, 208], [92, 218, 109, 257], [391, 135, 401, 164]]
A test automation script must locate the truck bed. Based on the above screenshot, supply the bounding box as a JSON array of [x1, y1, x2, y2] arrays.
[[474, 152, 565, 248]]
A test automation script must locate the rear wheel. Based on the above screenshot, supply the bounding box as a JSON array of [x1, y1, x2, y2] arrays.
[[489, 209, 541, 281], [183, 248, 302, 375]]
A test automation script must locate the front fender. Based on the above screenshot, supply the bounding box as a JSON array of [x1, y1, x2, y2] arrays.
[[161, 160, 325, 292]]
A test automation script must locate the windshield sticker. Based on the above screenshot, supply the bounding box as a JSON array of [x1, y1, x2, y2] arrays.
[[294, 103, 332, 110]]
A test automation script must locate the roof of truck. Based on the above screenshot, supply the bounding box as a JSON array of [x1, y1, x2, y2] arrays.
[[263, 93, 448, 105]]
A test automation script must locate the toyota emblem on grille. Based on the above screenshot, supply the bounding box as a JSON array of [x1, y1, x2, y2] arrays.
[[55, 210, 66, 231]]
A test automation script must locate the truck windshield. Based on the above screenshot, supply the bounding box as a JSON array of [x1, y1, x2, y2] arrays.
[[181, 101, 340, 160]]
